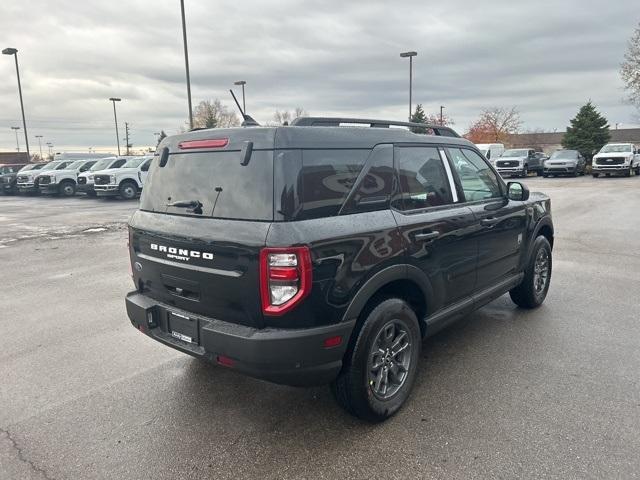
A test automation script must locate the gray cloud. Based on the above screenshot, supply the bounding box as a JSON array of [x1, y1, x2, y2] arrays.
[[1, 0, 638, 152]]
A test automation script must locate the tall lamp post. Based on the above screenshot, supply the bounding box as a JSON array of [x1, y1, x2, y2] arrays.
[[11, 126, 20, 151], [234, 80, 247, 113], [35, 134, 43, 159], [46, 142, 53, 157], [108, 97, 122, 156], [439, 105, 445, 126], [400, 51, 417, 121], [180, 0, 194, 129], [3, 47, 30, 160]]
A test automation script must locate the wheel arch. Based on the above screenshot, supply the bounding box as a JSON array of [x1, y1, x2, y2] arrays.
[[341, 265, 433, 339]]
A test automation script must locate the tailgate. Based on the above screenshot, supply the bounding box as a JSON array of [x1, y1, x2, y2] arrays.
[[129, 210, 269, 328]]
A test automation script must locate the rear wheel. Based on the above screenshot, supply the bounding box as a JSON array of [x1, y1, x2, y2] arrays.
[[331, 298, 421, 422], [59, 180, 76, 197], [119, 181, 138, 200], [510, 235, 552, 309]]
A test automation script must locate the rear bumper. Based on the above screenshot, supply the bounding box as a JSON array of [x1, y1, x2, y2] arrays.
[[125, 292, 355, 386], [95, 184, 119, 196]]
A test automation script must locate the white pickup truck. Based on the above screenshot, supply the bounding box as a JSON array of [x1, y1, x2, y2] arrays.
[[93, 156, 153, 199], [591, 143, 640, 177], [36, 159, 98, 196], [77, 156, 128, 196]]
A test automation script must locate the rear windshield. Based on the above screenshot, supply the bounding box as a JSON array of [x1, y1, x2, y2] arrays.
[[140, 151, 274, 220]]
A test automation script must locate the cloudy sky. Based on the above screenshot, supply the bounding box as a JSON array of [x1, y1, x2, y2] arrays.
[[1, 0, 639, 153]]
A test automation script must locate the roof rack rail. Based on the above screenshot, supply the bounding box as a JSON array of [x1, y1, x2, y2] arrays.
[[289, 117, 460, 138]]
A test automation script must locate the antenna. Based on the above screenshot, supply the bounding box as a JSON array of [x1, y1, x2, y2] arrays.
[[229, 89, 260, 127]]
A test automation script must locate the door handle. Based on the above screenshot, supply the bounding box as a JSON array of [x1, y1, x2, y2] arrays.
[[480, 217, 500, 228], [414, 231, 440, 242]]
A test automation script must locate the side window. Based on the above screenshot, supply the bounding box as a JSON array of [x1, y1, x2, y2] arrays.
[[140, 159, 151, 172], [298, 149, 368, 220], [395, 146, 452, 211], [341, 144, 394, 214], [110, 159, 126, 168], [448, 148, 502, 202]]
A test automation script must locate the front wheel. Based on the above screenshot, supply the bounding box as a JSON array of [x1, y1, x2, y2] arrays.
[[521, 167, 529, 178], [59, 180, 76, 197], [119, 181, 138, 200], [592, 173, 599, 178], [510, 235, 552, 309], [536, 169, 543, 177], [331, 298, 421, 422]]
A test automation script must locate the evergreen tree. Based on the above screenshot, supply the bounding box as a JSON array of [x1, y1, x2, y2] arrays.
[[410, 104, 428, 133], [562, 102, 610, 160]]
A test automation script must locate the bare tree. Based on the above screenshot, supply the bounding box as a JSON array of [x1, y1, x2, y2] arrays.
[[621, 22, 640, 109], [193, 99, 240, 129], [272, 107, 308, 125]]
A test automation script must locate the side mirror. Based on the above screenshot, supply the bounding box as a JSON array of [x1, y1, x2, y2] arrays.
[[507, 181, 530, 201]]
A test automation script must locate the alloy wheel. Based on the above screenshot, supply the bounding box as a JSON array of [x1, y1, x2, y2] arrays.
[[368, 320, 412, 400]]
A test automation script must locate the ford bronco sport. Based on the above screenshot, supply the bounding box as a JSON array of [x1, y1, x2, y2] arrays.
[[126, 117, 554, 422]]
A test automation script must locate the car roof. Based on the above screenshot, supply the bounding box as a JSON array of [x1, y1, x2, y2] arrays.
[[164, 125, 475, 152]]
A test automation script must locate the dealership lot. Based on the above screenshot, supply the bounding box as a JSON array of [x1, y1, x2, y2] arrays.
[[1, 176, 639, 479]]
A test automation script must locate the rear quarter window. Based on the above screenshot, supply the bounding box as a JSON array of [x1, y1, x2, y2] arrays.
[[297, 149, 369, 220]]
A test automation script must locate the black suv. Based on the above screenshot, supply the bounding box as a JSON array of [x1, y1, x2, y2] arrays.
[[126, 118, 554, 422]]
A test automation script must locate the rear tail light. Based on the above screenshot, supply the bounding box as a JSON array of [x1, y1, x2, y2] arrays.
[[260, 247, 312, 316]]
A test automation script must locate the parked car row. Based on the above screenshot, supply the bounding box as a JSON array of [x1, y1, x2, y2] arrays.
[[0, 156, 153, 199], [477, 142, 640, 179]]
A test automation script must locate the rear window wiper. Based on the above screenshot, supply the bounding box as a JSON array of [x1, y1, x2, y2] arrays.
[[166, 200, 203, 214]]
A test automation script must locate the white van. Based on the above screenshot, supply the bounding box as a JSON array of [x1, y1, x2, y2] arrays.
[[475, 143, 505, 163]]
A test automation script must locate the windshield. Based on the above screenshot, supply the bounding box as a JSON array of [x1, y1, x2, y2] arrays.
[[600, 144, 632, 153], [55, 161, 74, 170], [122, 157, 147, 168], [65, 161, 85, 170], [42, 161, 63, 170], [550, 150, 578, 160], [501, 149, 528, 157], [90, 158, 115, 171]]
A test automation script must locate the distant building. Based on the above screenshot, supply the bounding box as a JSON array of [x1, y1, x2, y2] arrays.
[[0, 152, 30, 164], [506, 128, 640, 154]]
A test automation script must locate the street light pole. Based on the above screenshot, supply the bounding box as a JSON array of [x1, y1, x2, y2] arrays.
[[3, 47, 30, 160], [35, 134, 43, 159], [234, 80, 247, 113], [109, 97, 122, 156], [180, 0, 194, 129], [439, 105, 445, 126], [11, 126, 20, 151], [400, 51, 417, 121]]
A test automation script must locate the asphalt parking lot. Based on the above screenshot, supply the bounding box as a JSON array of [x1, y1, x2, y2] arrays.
[[1, 176, 639, 480]]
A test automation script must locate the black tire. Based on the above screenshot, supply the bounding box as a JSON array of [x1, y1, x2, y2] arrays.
[[592, 173, 599, 178], [542, 174, 548, 178], [331, 298, 421, 422], [86, 190, 97, 197], [624, 167, 632, 177], [521, 167, 528, 178], [119, 181, 138, 200], [59, 180, 76, 197], [509, 235, 552, 309], [536, 170, 543, 177]]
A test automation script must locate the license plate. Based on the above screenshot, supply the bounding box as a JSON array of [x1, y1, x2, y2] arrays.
[[168, 312, 198, 344]]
